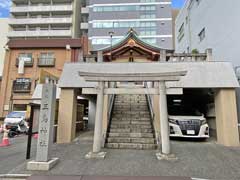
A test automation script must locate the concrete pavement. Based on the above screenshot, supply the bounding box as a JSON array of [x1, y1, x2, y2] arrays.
[[0, 134, 37, 174], [1, 131, 240, 180]]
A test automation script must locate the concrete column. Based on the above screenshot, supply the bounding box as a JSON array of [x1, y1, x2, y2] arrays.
[[57, 89, 77, 144], [159, 50, 167, 62], [88, 97, 96, 130], [159, 81, 171, 154], [214, 89, 240, 147], [93, 81, 104, 153], [78, 49, 84, 62], [206, 48, 213, 61], [97, 51, 103, 62]]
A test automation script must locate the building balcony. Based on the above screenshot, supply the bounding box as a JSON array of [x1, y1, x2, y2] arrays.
[[16, 58, 34, 67], [10, 4, 73, 14], [38, 58, 55, 67], [9, 17, 72, 25], [80, 23, 88, 30], [8, 30, 72, 38], [81, 7, 89, 14], [13, 81, 31, 93]]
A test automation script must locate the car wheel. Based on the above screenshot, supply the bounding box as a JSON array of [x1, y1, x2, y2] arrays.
[[8, 131, 17, 138]]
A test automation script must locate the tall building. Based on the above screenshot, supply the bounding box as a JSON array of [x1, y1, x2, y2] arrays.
[[8, 0, 85, 39], [175, 0, 240, 67], [86, 0, 173, 50], [0, 18, 9, 76]]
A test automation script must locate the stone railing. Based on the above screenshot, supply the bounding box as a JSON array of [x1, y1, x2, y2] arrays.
[[163, 49, 213, 62], [168, 53, 207, 62]]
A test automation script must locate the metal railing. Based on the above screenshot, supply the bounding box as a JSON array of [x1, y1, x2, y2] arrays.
[[13, 81, 31, 93]]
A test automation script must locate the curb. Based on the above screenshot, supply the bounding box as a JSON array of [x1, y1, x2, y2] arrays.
[[0, 174, 31, 179]]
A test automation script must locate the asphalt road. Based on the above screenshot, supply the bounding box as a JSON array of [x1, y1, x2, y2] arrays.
[[0, 134, 37, 174]]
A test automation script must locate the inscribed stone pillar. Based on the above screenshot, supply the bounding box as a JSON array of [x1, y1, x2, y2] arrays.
[[36, 84, 56, 162]]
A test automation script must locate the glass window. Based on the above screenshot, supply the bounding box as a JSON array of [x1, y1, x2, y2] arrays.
[[92, 5, 155, 12], [19, 53, 32, 58], [18, 53, 33, 64], [92, 21, 156, 29], [40, 52, 54, 59], [13, 78, 31, 92], [92, 38, 121, 45]]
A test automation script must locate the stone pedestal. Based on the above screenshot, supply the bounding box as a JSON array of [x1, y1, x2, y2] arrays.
[[85, 152, 107, 160], [27, 158, 59, 171], [156, 152, 178, 161]]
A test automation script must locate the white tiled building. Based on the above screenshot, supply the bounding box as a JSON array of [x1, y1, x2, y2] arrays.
[[0, 18, 9, 76], [175, 0, 240, 67], [8, 0, 84, 39]]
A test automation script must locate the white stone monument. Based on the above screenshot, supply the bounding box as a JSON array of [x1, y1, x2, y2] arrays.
[[27, 84, 59, 171]]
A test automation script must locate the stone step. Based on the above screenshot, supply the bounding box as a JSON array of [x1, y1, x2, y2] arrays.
[[108, 132, 154, 138], [110, 124, 152, 129], [111, 121, 151, 125], [113, 111, 150, 115], [113, 114, 150, 118], [115, 100, 147, 103], [110, 128, 153, 133], [107, 137, 155, 144], [112, 117, 151, 121], [113, 107, 149, 111], [106, 143, 157, 150]]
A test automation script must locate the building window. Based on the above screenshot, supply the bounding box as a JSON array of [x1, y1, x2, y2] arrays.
[[13, 78, 31, 93], [16, 53, 33, 67], [93, 5, 156, 12], [177, 23, 184, 42], [198, 28, 205, 42], [92, 38, 121, 45], [140, 30, 157, 36], [140, 14, 156, 19], [92, 21, 157, 29], [140, 0, 156, 2], [38, 52, 55, 67]]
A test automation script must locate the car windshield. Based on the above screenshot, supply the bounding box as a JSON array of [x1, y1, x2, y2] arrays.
[[6, 112, 26, 118], [168, 106, 202, 116]]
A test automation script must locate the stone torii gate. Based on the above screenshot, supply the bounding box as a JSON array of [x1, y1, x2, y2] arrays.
[[80, 71, 187, 159]]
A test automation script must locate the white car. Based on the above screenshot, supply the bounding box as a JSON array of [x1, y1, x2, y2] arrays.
[[168, 106, 209, 138]]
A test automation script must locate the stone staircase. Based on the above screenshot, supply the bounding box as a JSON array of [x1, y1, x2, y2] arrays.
[[105, 94, 157, 150]]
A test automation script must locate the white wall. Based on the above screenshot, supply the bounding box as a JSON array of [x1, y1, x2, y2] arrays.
[[0, 18, 8, 76], [175, 0, 240, 66]]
